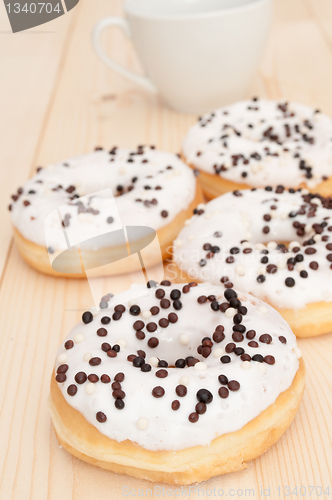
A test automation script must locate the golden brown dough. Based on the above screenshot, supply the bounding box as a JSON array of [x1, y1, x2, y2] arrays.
[[183, 157, 332, 200], [49, 359, 305, 485]]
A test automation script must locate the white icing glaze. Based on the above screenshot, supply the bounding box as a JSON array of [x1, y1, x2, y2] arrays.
[[55, 282, 299, 451], [182, 99, 332, 188], [173, 188, 332, 309], [10, 147, 196, 250]]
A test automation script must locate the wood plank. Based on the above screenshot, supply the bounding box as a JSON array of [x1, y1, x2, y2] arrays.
[[0, 1, 78, 279], [305, 0, 332, 54], [253, 0, 332, 115]]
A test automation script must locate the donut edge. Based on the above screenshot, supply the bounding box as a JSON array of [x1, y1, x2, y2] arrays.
[[171, 263, 332, 338], [48, 358, 305, 485], [181, 154, 332, 200], [12, 184, 204, 278]]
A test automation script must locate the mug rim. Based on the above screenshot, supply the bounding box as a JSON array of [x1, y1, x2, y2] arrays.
[[124, 0, 271, 20]]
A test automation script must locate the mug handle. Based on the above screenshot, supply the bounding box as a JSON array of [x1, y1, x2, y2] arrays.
[[92, 17, 157, 93]]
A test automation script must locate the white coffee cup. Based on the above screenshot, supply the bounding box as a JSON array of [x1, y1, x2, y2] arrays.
[[92, 0, 272, 113]]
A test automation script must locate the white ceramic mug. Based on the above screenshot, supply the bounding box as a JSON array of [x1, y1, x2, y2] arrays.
[[92, 0, 273, 113]]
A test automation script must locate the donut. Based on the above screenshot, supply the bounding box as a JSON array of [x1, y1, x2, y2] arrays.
[[49, 281, 304, 485], [8, 146, 202, 277], [173, 186, 332, 338], [182, 98, 332, 199]]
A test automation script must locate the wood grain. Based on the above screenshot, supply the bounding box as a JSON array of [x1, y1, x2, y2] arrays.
[[0, 0, 332, 498], [0, 1, 79, 279]]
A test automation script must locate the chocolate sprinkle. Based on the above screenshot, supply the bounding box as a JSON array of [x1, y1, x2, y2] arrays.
[[220, 355, 231, 363], [97, 328, 107, 337], [264, 355, 275, 365], [172, 400, 180, 411], [101, 316, 111, 325], [176, 385, 187, 397], [67, 385, 77, 396], [228, 380, 240, 391], [218, 374, 228, 385], [218, 387, 229, 399], [96, 411, 107, 423], [259, 334, 272, 344], [130, 305, 141, 316], [152, 386, 165, 398], [75, 372, 87, 384], [89, 357, 101, 366], [148, 337, 159, 348], [82, 311, 93, 324], [196, 389, 213, 404]]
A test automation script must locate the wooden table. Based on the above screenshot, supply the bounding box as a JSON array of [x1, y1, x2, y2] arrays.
[[1, 0, 332, 498]]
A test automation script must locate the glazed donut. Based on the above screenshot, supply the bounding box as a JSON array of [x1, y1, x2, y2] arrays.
[[182, 98, 332, 199], [49, 281, 304, 485], [9, 146, 202, 277], [173, 186, 332, 337]]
